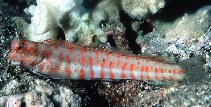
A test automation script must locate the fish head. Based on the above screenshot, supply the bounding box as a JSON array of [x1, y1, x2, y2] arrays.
[[8, 39, 43, 67], [10, 39, 38, 53]]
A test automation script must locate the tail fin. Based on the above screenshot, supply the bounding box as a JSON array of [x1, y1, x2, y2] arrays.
[[179, 56, 206, 83]]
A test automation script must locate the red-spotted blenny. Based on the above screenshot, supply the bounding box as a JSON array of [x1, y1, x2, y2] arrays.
[[8, 39, 186, 80]]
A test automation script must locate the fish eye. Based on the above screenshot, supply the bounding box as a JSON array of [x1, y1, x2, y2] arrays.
[[17, 45, 23, 50]]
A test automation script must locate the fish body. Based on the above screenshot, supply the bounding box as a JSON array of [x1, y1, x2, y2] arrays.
[[8, 39, 185, 80]]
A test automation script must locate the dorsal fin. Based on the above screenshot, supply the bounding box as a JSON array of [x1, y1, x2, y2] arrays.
[[43, 39, 84, 49]]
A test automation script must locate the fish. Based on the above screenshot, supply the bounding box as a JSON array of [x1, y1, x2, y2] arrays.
[[8, 39, 186, 80]]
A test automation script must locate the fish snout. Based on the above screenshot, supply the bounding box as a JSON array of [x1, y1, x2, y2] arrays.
[[8, 52, 22, 65], [8, 51, 39, 66]]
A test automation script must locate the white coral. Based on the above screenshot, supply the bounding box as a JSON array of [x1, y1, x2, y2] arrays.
[[6, 96, 22, 107], [91, 0, 120, 25], [24, 0, 83, 42], [121, 0, 165, 18]]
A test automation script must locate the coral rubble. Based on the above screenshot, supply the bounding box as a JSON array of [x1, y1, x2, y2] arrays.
[[0, 80, 81, 107]]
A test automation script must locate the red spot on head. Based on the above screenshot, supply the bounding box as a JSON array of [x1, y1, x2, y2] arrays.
[[21, 53, 25, 57], [12, 39, 38, 54], [23, 42, 32, 52], [11, 39, 19, 51]]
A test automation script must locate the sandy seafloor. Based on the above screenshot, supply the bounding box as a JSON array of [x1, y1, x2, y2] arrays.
[[0, 0, 211, 107]]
